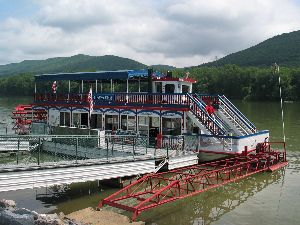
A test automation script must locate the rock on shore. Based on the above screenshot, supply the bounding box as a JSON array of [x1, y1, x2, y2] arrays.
[[0, 199, 145, 225]]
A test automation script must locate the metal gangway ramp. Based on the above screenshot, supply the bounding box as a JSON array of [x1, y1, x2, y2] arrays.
[[99, 142, 288, 221], [0, 134, 199, 192]]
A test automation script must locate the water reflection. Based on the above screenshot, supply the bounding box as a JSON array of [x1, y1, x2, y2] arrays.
[[35, 182, 101, 204], [141, 169, 285, 225]]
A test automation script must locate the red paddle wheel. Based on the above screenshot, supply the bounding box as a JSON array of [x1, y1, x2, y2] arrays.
[[11, 104, 47, 134]]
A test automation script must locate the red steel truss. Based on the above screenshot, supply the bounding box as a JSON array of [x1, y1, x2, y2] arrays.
[[99, 142, 288, 221]]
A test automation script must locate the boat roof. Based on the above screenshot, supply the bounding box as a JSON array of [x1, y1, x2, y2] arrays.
[[34, 69, 164, 82]]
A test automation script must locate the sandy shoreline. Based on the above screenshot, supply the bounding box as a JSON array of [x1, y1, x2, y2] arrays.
[[0, 199, 144, 225], [67, 207, 145, 225]]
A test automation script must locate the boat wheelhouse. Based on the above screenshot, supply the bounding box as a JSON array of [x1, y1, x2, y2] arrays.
[[30, 69, 269, 161]]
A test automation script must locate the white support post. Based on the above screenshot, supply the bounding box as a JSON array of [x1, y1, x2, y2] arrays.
[[81, 80, 84, 93], [183, 112, 186, 133], [34, 82, 37, 93], [110, 79, 113, 92], [68, 80, 71, 101], [126, 79, 129, 102], [138, 78, 141, 92], [70, 110, 72, 127], [160, 114, 162, 134]]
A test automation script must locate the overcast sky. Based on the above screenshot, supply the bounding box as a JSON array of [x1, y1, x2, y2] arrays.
[[0, 0, 300, 67]]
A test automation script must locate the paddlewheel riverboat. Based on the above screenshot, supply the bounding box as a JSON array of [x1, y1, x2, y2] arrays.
[[14, 68, 270, 161]]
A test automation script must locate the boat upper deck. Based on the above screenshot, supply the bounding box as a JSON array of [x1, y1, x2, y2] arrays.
[[33, 69, 197, 109], [34, 92, 192, 109]]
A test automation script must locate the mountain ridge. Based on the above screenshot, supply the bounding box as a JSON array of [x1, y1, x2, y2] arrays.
[[202, 30, 300, 67], [0, 54, 148, 76], [2, 29, 300, 77]]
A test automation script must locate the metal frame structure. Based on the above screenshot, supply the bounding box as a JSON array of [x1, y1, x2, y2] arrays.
[[99, 142, 288, 221]]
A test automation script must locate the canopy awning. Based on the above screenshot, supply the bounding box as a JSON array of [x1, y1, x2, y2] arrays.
[[35, 69, 164, 82]]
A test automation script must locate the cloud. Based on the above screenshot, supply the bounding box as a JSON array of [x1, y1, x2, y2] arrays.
[[0, 0, 300, 67]]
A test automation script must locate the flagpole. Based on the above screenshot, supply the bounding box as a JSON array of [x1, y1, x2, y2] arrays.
[[88, 85, 93, 129]]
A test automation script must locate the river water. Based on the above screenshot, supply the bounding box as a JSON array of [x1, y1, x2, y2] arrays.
[[0, 97, 299, 225]]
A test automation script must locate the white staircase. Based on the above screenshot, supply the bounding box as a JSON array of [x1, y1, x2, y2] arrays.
[[192, 94, 256, 136], [217, 95, 256, 135]]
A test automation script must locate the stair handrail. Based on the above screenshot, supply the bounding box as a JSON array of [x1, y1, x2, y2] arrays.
[[194, 93, 231, 130], [218, 98, 253, 133], [193, 94, 231, 132], [187, 93, 225, 135], [218, 95, 256, 132]]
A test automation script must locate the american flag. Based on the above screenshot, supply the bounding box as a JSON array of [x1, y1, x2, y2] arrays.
[[88, 87, 93, 116], [52, 81, 57, 94]]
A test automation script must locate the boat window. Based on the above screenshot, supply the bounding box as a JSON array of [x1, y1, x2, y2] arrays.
[[81, 113, 88, 127], [105, 115, 118, 130], [165, 84, 175, 93], [90, 114, 102, 129], [121, 115, 127, 130], [138, 116, 149, 136], [73, 113, 81, 127], [60, 112, 70, 127], [162, 118, 181, 135], [128, 116, 136, 131], [182, 85, 190, 93], [121, 115, 136, 131], [155, 83, 162, 93]]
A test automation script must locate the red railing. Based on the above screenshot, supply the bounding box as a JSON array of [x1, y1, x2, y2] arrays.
[[187, 94, 225, 135], [35, 93, 89, 103], [34, 93, 189, 106]]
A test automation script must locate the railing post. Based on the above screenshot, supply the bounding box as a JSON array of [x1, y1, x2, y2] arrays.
[[197, 135, 200, 153], [38, 137, 41, 165], [145, 137, 148, 154], [16, 139, 20, 165], [182, 136, 185, 155], [106, 136, 109, 161], [167, 137, 169, 158], [55, 138, 57, 162], [76, 137, 78, 163], [111, 136, 114, 156], [154, 137, 157, 158], [132, 136, 135, 159], [222, 137, 225, 151], [244, 146, 248, 156]]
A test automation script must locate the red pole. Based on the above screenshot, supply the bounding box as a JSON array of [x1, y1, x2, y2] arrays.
[[244, 146, 248, 156]]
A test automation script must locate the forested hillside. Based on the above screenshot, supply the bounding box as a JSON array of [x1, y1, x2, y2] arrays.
[[1, 65, 299, 101], [204, 30, 300, 67], [173, 65, 300, 101], [0, 54, 146, 77]]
